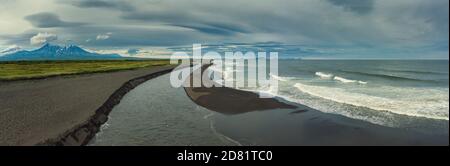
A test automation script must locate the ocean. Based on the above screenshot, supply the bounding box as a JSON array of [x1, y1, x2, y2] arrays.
[[90, 60, 449, 145], [218, 60, 449, 129]]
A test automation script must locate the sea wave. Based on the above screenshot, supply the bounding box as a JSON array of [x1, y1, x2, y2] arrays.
[[339, 70, 440, 82], [334, 76, 367, 84], [315, 72, 333, 78], [293, 82, 449, 120], [378, 69, 449, 75], [270, 74, 295, 82], [315, 72, 367, 84]]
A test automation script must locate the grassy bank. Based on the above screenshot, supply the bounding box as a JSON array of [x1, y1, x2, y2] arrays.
[[0, 60, 172, 81]]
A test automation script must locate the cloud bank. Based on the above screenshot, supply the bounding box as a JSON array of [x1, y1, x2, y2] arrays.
[[0, 0, 447, 59], [30, 32, 58, 45], [25, 12, 85, 28], [96, 33, 111, 40]]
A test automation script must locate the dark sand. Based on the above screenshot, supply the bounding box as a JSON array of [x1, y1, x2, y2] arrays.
[[184, 84, 297, 114], [183, 64, 297, 114], [184, 65, 449, 145], [0, 65, 175, 146]]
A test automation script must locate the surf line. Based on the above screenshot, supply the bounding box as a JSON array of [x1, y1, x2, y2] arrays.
[[169, 44, 280, 98]]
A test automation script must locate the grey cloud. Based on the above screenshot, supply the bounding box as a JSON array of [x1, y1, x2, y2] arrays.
[[2, 0, 448, 59], [0, 25, 212, 48], [327, 0, 374, 14], [117, 0, 382, 45], [122, 9, 250, 36], [23, 0, 450, 48], [0, 32, 37, 47], [121, 10, 192, 23], [24, 12, 85, 28], [58, 25, 222, 47], [205, 22, 250, 34], [169, 24, 244, 36], [67, 0, 135, 11]]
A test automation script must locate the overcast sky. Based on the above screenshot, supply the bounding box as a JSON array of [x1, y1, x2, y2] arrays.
[[0, 0, 448, 59]]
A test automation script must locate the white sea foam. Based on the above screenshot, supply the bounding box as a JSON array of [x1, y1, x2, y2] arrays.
[[358, 80, 368, 84], [333, 76, 367, 84], [223, 77, 448, 126], [315, 72, 333, 78], [270, 74, 295, 82], [216, 65, 447, 123], [333, 76, 355, 83], [293, 82, 449, 120], [315, 72, 367, 84]]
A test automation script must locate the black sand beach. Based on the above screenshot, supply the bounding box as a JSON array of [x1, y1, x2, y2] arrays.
[[0, 65, 175, 145], [183, 65, 449, 146], [183, 64, 297, 114]]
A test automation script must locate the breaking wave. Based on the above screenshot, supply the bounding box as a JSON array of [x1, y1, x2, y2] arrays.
[[315, 72, 333, 78], [315, 72, 367, 84], [293, 82, 449, 120], [334, 76, 367, 84]]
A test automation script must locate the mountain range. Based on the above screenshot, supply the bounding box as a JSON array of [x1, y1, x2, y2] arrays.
[[0, 43, 122, 61]]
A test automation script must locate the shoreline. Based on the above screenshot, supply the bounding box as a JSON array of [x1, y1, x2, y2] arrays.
[[0, 65, 175, 146], [182, 64, 449, 145], [183, 64, 297, 114]]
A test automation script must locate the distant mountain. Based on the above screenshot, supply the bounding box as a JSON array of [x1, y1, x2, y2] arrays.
[[0, 43, 122, 61]]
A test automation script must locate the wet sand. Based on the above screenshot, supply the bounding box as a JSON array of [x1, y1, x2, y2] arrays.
[[184, 65, 449, 145], [0, 65, 175, 146], [183, 64, 297, 114]]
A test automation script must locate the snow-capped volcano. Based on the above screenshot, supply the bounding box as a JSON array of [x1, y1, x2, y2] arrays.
[[0, 43, 121, 61]]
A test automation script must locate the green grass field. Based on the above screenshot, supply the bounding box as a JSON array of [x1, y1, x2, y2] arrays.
[[0, 60, 172, 81]]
